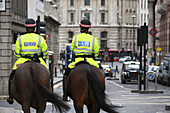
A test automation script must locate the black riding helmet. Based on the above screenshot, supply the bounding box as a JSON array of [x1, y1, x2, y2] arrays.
[[80, 19, 91, 28], [25, 18, 36, 27], [80, 19, 91, 33], [25, 19, 36, 33]]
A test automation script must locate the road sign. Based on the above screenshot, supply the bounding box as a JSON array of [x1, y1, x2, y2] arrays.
[[147, 72, 155, 80], [46, 34, 49, 39], [149, 28, 158, 36], [157, 48, 162, 52]]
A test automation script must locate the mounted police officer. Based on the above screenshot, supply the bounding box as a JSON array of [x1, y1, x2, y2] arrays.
[[63, 18, 99, 101], [7, 18, 48, 104]]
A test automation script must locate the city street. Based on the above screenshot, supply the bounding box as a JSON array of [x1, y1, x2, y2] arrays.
[[1, 62, 170, 113]]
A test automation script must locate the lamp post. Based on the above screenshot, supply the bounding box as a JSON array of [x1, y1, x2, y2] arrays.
[[131, 15, 136, 57]]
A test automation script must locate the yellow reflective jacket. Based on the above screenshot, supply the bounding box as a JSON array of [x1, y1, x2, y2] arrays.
[[14, 33, 48, 59], [71, 33, 99, 58]]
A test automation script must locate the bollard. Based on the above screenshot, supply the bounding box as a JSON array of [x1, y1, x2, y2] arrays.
[[55, 66, 57, 77]]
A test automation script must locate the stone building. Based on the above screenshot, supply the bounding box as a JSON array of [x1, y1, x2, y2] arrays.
[[156, 0, 170, 56], [58, 0, 140, 56], [0, 0, 61, 95]]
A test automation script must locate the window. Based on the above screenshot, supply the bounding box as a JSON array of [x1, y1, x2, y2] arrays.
[[101, 13, 105, 23], [101, 0, 105, 6], [101, 40, 107, 49], [70, 13, 74, 23], [101, 31, 107, 38], [85, 0, 90, 6], [84, 13, 90, 20], [100, 32, 107, 49], [70, 0, 74, 6], [68, 31, 74, 43]]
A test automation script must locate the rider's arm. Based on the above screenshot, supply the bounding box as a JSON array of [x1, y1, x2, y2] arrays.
[[71, 35, 76, 53], [93, 36, 99, 58], [14, 37, 21, 59], [39, 36, 48, 59]]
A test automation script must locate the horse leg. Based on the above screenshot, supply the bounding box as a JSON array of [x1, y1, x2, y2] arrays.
[[87, 104, 100, 113], [74, 102, 84, 113], [22, 101, 30, 113], [36, 101, 46, 113]]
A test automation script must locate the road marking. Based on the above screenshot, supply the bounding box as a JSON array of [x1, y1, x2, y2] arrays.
[[54, 82, 62, 89], [108, 95, 170, 105]]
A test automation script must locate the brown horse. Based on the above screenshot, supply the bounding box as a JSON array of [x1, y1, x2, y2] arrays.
[[11, 61, 70, 113], [66, 62, 119, 113]]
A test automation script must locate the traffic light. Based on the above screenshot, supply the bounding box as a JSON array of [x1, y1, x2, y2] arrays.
[[137, 23, 148, 46], [36, 16, 46, 38], [141, 23, 148, 44]]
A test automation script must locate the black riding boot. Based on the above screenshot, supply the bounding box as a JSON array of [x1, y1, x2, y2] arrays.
[[63, 67, 71, 101], [7, 70, 15, 104]]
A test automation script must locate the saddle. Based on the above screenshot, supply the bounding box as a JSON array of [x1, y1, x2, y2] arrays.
[[75, 61, 91, 67]]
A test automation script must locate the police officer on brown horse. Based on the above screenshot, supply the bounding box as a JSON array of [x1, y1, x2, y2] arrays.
[[63, 18, 100, 101], [7, 18, 48, 104]]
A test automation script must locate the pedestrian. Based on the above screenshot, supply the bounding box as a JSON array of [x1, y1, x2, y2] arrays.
[[60, 64, 63, 74], [62, 18, 100, 101], [7, 18, 48, 104]]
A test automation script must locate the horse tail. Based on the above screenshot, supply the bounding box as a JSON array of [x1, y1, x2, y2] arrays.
[[30, 66, 70, 113], [86, 66, 119, 113]]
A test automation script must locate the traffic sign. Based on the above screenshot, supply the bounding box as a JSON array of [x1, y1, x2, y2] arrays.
[[149, 28, 158, 36], [147, 72, 155, 80], [46, 34, 49, 39]]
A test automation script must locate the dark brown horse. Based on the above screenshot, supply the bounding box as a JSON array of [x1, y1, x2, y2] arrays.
[[11, 61, 70, 113], [66, 62, 119, 113]]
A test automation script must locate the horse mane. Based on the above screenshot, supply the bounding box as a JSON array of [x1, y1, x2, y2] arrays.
[[85, 64, 119, 113], [30, 65, 70, 113]]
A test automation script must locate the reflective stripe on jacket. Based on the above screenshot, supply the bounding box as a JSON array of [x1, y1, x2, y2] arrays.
[[14, 33, 48, 59], [71, 33, 99, 58]]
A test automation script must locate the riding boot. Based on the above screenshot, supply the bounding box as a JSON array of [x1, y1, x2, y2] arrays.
[[63, 67, 71, 101], [7, 70, 15, 104]]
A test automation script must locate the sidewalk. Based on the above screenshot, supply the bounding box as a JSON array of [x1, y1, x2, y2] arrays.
[[53, 69, 64, 85]]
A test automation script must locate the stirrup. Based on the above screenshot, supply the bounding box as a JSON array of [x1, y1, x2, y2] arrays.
[[7, 97, 14, 104]]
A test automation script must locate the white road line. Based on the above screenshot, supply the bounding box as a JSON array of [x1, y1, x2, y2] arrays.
[[54, 82, 62, 89]]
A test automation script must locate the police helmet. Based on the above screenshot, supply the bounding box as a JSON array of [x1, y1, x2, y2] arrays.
[[80, 19, 91, 28], [25, 19, 36, 27]]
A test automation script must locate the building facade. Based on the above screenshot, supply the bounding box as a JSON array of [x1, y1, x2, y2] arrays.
[[58, 0, 139, 56], [156, 0, 170, 57], [0, 0, 61, 95], [0, 0, 27, 95]]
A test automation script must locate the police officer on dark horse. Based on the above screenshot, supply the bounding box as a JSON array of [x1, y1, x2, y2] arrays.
[[7, 18, 49, 104], [63, 18, 100, 101]]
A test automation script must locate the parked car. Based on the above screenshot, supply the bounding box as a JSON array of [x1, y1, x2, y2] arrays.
[[157, 62, 164, 84], [161, 54, 170, 86], [101, 65, 112, 77], [121, 61, 140, 83], [119, 56, 131, 63]]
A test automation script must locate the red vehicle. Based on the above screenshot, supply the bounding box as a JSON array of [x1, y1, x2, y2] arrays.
[[99, 49, 132, 62]]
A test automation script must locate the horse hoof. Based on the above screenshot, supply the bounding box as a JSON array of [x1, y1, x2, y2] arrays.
[[7, 98, 14, 104]]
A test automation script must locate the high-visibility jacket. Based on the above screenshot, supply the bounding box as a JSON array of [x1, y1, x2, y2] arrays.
[[68, 33, 99, 69], [71, 33, 99, 58], [14, 33, 48, 59]]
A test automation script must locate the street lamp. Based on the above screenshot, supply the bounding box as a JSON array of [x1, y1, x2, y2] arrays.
[[131, 15, 136, 56]]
